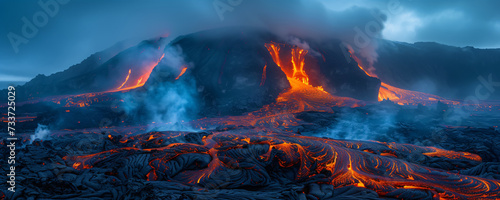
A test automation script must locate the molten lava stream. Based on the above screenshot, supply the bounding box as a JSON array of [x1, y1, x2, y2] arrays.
[[265, 42, 326, 91], [264, 42, 362, 112], [193, 43, 364, 130], [117, 69, 132, 90], [111, 53, 165, 92], [378, 82, 459, 105], [60, 42, 500, 200], [65, 131, 500, 199], [175, 66, 188, 80], [190, 42, 365, 130], [348, 49, 459, 105]]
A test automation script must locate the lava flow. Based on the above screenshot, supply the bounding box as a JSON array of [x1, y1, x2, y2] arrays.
[[64, 130, 500, 199], [175, 66, 188, 80], [349, 49, 459, 105], [112, 53, 165, 92], [264, 42, 358, 112], [117, 69, 132, 90], [265, 42, 325, 92], [192, 43, 362, 129]]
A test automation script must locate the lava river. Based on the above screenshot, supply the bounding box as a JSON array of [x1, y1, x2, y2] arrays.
[[64, 129, 500, 199]]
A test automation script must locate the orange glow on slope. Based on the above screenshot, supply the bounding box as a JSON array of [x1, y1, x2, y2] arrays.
[[267, 43, 361, 109], [188, 43, 362, 129], [117, 69, 131, 90], [260, 64, 267, 86], [357, 63, 377, 78], [175, 66, 188, 80], [264, 42, 362, 113], [291, 48, 309, 85], [265, 42, 325, 92], [193, 43, 363, 129], [112, 53, 165, 92], [378, 82, 460, 105], [266, 43, 281, 67], [348, 49, 459, 105], [378, 82, 400, 102]]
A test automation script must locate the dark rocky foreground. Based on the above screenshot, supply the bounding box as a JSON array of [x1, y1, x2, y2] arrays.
[[1, 105, 499, 200]]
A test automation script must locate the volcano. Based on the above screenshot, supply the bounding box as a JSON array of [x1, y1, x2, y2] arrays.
[[1, 27, 500, 200]]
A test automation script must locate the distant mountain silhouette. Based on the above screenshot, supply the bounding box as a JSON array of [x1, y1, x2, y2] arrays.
[[363, 40, 500, 100], [3, 27, 499, 104]]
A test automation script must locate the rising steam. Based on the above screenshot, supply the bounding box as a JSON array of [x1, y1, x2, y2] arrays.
[[29, 124, 51, 144], [122, 45, 198, 132], [321, 106, 399, 142]]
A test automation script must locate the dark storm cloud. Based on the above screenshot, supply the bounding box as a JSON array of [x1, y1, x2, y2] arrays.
[[353, 0, 500, 48], [319, 0, 500, 48], [402, 0, 500, 48]]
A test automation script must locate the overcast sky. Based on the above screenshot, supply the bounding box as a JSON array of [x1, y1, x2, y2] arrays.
[[0, 0, 499, 88]]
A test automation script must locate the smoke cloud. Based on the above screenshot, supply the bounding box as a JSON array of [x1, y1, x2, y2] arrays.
[[29, 124, 51, 144], [321, 107, 399, 142], [121, 45, 198, 132]]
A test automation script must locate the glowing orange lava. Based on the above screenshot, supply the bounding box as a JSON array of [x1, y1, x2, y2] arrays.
[[183, 43, 362, 129], [291, 48, 309, 85], [260, 64, 267, 86], [175, 66, 188, 80], [117, 69, 131, 90], [423, 146, 482, 161], [30, 40, 500, 200], [348, 49, 459, 105], [65, 131, 500, 199], [264, 42, 362, 112], [265, 42, 325, 92]]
